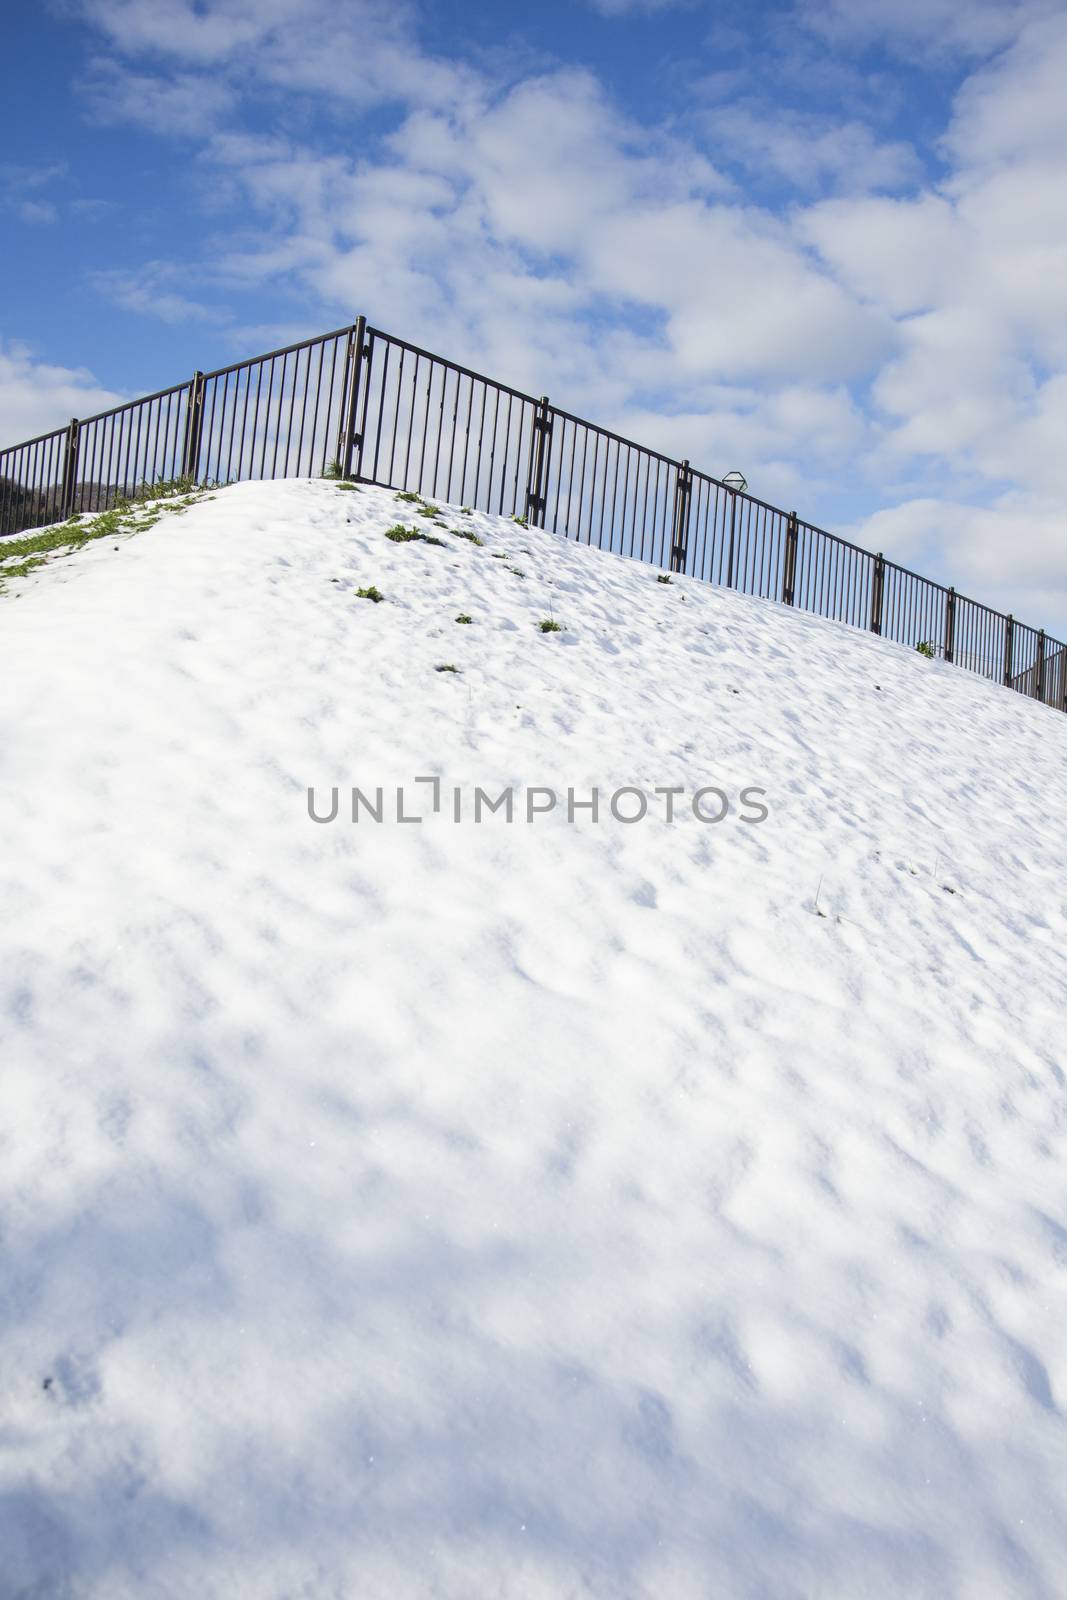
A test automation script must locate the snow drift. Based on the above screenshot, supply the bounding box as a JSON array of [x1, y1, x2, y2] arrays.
[[2, 479, 1066, 1599]]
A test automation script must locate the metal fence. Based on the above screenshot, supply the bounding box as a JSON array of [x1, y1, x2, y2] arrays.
[[2, 316, 1065, 715]]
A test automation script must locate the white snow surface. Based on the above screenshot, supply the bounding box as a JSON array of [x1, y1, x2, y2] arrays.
[[2, 479, 1067, 1600]]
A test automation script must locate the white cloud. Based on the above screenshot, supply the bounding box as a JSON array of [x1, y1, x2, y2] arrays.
[[385, 71, 729, 248], [17, 200, 59, 225], [78, 0, 479, 112], [193, 70, 885, 401], [0, 345, 123, 445], [77, 0, 265, 62], [797, 193, 960, 316], [0, 162, 66, 225], [584, 201, 890, 382], [944, 11, 1067, 170], [93, 263, 231, 323], [852, 492, 1067, 625], [800, 77, 1067, 638], [619, 383, 869, 507], [70, 198, 119, 221], [871, 308, 1032, 458], [0, 161, 66, 190], [0, 163, 115, 229], [701, 108, 919, 195], [82, 58, 235, 133], [798, 0, 1061, 60], [784, 7, 1067, 627], [585, 0, 693, 14]]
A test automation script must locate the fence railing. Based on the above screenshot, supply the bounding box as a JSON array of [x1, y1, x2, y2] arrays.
[[2, 317, 1065, 715]]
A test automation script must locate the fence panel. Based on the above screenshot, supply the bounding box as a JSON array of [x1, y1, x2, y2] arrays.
[[793, 522, 876, 630], [952, 594, 1006, 683], [730, 495, 790, 602], [540, 409, 677, 566], [1009, 622, 1058, 704], [199, 328, 351, 487], [358, 330, 539, 518], [0, 427, 68, 535], [1046, 643, 1067, 710], [687, 477, 791, 601], [881, 562, 949, 655], [74, 383, 191, 514], [687, 475, 728, 585]]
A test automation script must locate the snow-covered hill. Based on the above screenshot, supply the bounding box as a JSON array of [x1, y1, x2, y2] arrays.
[[2, 479, 1066, 1600]]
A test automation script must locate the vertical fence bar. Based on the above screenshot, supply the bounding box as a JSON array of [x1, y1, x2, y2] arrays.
[[670, 460, 691, 573], [944, 587, 956, 664]]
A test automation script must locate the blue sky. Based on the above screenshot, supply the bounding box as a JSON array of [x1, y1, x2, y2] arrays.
[[4, 0, 1067, 631]]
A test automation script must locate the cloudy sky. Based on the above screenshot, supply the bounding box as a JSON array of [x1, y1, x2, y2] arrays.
[[4, 0, 1067, 633]]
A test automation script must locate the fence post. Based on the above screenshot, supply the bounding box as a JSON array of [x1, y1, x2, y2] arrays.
[[61, 418, 80, 516], [782, 511, 798, 605], [181, 371, 205, 481], [1035, 629, 1046, 702], [670, 460, 692, 573], [1003, 615, 1014, 687], [943, 587, 956, 664], [338, 315, 368, 480], [870, 552, 885, 636], [524, 396, 552, 527], [335, 331, 355, 471], [725, 485, 738, 587]]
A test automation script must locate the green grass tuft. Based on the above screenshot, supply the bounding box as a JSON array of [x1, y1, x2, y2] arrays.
[[356, 585, 384, 603], [455, 613, 473, 624], [385, 523, 445, 547], [538, 618, 563, 633], [0, 477, 209, 594], [435, 663, 459, 673]]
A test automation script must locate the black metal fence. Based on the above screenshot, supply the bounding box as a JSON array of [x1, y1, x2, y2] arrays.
[[2, 317, 1065, 714]]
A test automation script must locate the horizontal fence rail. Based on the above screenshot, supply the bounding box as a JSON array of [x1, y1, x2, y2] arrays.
[[2, 318, 1065, 715]]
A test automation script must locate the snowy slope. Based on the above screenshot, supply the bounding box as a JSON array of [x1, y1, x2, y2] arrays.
[[2, 479, 1067, 1600]]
